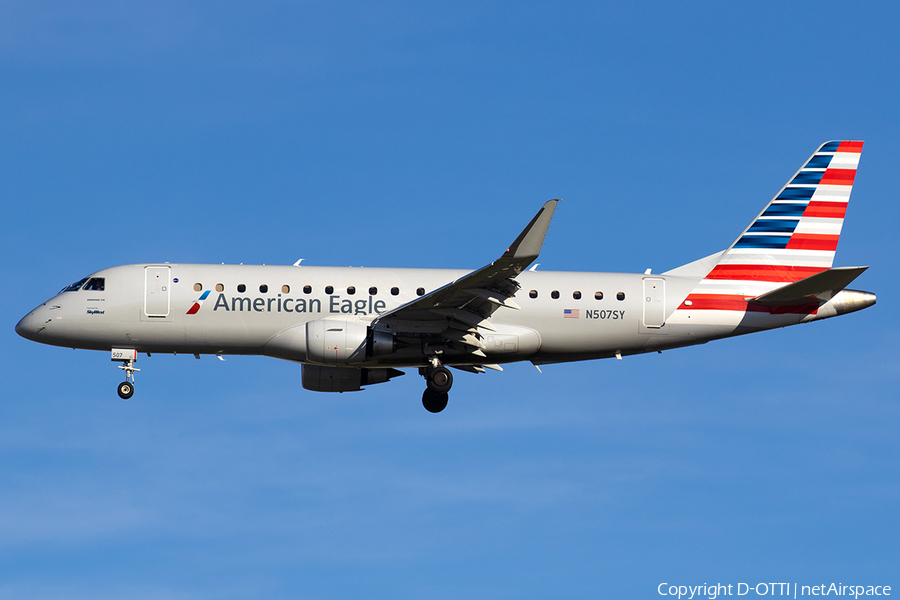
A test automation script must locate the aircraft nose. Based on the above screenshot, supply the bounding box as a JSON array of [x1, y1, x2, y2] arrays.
[[15, 309, 41, 341]]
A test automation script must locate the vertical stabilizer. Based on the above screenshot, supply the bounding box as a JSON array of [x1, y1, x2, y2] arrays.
[[677, 141, 863, 311]]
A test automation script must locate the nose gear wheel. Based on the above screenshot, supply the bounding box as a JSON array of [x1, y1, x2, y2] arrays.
[[117, 381, 134, 399]]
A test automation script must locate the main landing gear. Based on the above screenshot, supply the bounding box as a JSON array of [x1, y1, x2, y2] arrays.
[[421, 361, 453, 413]]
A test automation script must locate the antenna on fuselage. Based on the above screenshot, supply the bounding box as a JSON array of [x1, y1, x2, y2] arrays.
[[293, 259, 304, 267]]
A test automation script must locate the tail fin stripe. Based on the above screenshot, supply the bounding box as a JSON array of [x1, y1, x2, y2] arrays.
[[803, 201, 847, 218], [725, 249, 835, 266], [791, 172, 825, 185], [830, 153, 862, 168], [819, 168, 856, 185], [748, 219, 800, 233], [705, 265, 826, 282], [734, 236, 791, 249], [837, 141, 863, 153], [809, 186, 852, 201], [793, 218, 843, 235], [763, 204, 808, 217], [785, 234, 840, 251], [777, 188, 816, 200], [805, 155, 833, 168]]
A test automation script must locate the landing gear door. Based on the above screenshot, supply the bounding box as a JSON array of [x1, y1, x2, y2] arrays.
[[642, 277, 666, 329], [144, 266, 171, 319]]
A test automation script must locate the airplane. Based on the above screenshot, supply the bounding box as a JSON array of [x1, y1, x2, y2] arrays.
[[16, 141, 875, 413]]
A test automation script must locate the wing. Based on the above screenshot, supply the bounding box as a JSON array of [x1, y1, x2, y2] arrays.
[[373, 199, 558, 362]]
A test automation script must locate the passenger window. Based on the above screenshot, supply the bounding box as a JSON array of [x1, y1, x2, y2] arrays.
[[215, 284, 224, 292], [282, 285, 290, 294], [369, 287, 377, 295], [551, 290, 559, 299], [347, 286, 356, 295], [83, 278, 105, 291], [417, 287, 425, 296], [303, 285, 312, 294], [325, 286, 334, 294], [259, 284, 268, 293], [529, 290, 538, 299], [193, 283, 202, 292], [391, 287, 399, 296], [60, 277, 89, 293], [594, 291, 603, 300], [617, 292, 625, 301], [237, 284, 246, 293], [573, 291, 582, 300]]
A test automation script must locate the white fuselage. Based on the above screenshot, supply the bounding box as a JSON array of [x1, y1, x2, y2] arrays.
[[16, 262, 845, 367]]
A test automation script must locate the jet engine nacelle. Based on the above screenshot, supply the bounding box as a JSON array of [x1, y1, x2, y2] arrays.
[[301, 365, 405, 392], [262, 319, 394, 365]]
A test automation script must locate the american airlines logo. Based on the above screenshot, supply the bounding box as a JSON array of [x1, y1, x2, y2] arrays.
[[186, 290, 211, 315]]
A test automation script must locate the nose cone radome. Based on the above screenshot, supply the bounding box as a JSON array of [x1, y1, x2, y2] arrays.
[[15, 310, 39, 341], [16, 313, 34, 340]]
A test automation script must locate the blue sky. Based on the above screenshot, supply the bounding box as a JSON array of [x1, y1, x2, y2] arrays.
[[2, 2, 898, 598]]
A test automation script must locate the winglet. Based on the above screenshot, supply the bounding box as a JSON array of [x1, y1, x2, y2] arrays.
[[503, 199, 559, 260]]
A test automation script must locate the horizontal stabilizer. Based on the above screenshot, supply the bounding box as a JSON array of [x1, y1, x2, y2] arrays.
[[748, 266, 868, 307]]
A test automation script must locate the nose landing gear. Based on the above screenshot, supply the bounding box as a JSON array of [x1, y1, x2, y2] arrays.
[[112, 349, 140, 400], [116, 359, 139, 399], [421, 360, 453, 413]]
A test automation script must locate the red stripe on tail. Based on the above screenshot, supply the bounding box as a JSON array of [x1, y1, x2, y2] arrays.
[[785, 234, 840, 251], [819, 169, 856, 185], [704, 264, 826, 282], [803, 201, 847, 219], [836, 141, 863, 153]]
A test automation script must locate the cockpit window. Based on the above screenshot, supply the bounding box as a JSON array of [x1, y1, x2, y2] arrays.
[[83, 278, 105, 291], [60, 277, 89, 293]]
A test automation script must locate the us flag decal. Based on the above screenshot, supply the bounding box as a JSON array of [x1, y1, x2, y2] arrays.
[[564, 309, 579, 318]]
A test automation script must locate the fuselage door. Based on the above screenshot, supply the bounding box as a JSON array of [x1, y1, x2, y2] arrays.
[[642, 277, 665, 328], [144, 266, 171, 318]]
